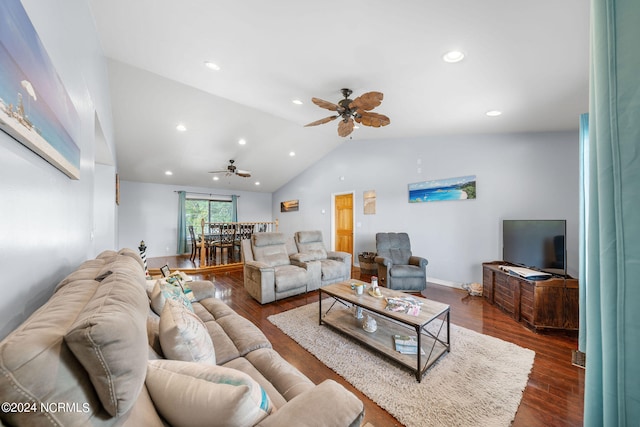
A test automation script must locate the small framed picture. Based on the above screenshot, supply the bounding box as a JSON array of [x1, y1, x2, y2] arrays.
[[160, 264, 170, 277], [280, 199, 299, 212]]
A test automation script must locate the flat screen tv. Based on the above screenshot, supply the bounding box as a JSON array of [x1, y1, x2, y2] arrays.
[[502, 220, 566, 276]]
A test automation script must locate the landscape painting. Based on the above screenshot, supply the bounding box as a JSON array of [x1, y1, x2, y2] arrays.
[[281, 200, 299, 212], [0, 0, 80, 179], [409, 175, 476, 203]]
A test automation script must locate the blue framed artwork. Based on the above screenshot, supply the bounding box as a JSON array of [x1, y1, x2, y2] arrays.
[[0, 0, 80, 179], [408, 175, 476, 203]]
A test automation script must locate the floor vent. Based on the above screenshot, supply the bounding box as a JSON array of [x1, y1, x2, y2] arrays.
[[571, 350, 586, 369]]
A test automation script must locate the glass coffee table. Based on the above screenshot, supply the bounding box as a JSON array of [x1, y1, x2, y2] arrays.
[[319, 280, 450, 382]]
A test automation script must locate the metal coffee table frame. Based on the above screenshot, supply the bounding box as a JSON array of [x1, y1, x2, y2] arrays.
[[319, 281, 450, 382]]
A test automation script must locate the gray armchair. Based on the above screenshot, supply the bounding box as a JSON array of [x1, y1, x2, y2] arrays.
[[375, 232, 428, 292], [241, 232, 310, 304], [293, 230, 351, 291]]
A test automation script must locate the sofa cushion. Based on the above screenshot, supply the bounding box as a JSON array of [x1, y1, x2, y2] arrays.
[[54, 258, 107, 292], [390, 264, 424, 278], [301, 248, 327, 261], [376, 232, 412, 265], [244, 347, 315, 402], [251, 233, 291, 267], [159, 299, 216, 365], [295, 230, 323, 244], [146, 359, 274, 427], [0, 282, 104, 427], [253, 248, 290, 267], [64, 269, 149, 417], [191, 299, 271, 365], [188, 279, 217, 301], [117, 247, 146, 269], [273, 265, 307, 292], [294, 230, 328, 261], [252, 232, 285, 247], [319, 259, 346, 280], [147, 311, 164, 357]]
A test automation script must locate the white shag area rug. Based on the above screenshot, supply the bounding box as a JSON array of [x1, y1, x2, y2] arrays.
[[268, 300, 535, 427]]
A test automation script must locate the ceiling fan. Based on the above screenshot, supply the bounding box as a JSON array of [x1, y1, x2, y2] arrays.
[[304, 88, 391, 137], [208, 159, 251, 178]]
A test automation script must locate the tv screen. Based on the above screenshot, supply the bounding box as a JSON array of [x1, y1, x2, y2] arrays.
[[502, 220, 566, 275]]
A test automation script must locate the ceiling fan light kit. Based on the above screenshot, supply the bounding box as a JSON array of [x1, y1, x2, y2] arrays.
[[208, 159, 251, 178], [305, 88, 390, 137]]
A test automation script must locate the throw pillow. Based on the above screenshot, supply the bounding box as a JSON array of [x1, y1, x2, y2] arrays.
[[159, 299, 216, 365], [150, 279, 194, 315], [146, 359, 275, 427]]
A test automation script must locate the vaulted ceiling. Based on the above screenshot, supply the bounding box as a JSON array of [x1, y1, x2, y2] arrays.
[[89, 0, 589, 192]]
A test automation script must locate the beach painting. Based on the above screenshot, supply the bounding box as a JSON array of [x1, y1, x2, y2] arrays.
[[0, 0, 80, 179], [408, 175, 476, 203]]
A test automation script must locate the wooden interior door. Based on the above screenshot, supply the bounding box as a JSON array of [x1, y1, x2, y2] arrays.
[[334, 193, 354, 263]]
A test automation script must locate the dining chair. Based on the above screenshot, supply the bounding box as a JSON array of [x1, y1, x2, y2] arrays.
[[212, 223, 236, 262], [234, 224, 254, 260], [187, 225, 201, 262]]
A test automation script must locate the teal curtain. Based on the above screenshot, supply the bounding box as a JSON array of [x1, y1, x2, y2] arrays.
[[177, 191, 187, 254], [585, 0, 640, 425], [578, 113, 589, 354], [231, 195, 238, 222]]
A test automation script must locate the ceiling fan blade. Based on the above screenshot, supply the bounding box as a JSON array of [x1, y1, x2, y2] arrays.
[[349, 91, 383, 111], [304, 115, 339, 127], [311, 97, 341, 111], [337, 118, 355, 137], [208, 170, 227, 174], [354, 111, 391, 128], [236, 170, 251, 178]]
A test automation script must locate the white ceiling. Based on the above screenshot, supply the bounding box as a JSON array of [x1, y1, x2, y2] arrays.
[[89, 0, 590, 193]]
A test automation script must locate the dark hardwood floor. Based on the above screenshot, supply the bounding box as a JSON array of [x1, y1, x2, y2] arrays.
[[152, 256, 584, 426]]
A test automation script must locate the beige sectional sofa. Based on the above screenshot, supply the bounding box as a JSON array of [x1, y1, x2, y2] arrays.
[[0, 249, 364, 427]]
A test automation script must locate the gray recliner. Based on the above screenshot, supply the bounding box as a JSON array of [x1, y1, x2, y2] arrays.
[[241, 232, 310, 304], [293, 230, 351, 291], [375, 232, 427, 292]]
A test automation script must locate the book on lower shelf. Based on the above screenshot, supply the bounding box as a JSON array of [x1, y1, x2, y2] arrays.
[[393, 334, 425, 355]]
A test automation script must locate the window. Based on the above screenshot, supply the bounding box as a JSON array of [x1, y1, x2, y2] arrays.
[[185, 199, 232, 234]]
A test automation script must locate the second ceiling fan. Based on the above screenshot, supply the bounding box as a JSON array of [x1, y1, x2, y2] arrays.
[[208, 159, 251, 178], [305, 88, 390, 137]]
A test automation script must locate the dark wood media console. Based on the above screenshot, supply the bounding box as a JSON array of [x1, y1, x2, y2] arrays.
[[482, 261, 579, 332]]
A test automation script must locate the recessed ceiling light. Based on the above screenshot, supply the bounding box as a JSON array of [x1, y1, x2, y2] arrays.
[[176, 124, 187, 132], [255, 181, 260, 186], [212, 176, 219, 181], [238, 138, 247, 145], [289, 151, 295, 157], [443, 50, 465, 63], [165, 170, 173, 176], [292, 99, 303, 105], [204, 61, 220, 71], [486, 110, 502, 117]]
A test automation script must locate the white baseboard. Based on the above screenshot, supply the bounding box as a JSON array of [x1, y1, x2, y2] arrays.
[[428, 277, 463, 289]]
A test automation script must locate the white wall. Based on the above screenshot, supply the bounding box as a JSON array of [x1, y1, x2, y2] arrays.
[[118, 181, 273, 258], [273, 131, 580, 286], [92, 163, 117, 257], [0, 0, 115, 339]]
